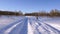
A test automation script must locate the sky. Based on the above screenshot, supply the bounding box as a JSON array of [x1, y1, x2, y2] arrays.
[[0, 0, 60, 13]]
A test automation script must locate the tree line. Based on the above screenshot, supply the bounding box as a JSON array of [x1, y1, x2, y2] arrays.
[[0, 10, 23, 16], [0, 9, 60, 17], [25, 9, 60, 17]]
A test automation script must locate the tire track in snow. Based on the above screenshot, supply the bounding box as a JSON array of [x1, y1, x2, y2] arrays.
[[28, 18, 34, 34], [4, 21, 22, 34], [0, 17, 60, 34], [9, 18, 28, 34], [28, 18, 41, 34], [38, 18, 60, 34], [28, 17, 60, 34], [0, 17, 27, 34]]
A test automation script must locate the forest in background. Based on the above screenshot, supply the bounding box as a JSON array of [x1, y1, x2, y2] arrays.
[[25, 9, 60, 17], [0, 10, 23, 16], [0, 9, 60, 17]]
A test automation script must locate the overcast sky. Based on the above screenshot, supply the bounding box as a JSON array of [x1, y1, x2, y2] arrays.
[[0, 0, 60, 13]]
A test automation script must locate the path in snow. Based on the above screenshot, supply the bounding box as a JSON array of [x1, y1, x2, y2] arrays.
[[0, 16, 60, 34]]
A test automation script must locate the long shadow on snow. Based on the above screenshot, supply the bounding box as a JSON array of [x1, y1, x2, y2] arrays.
[[30, 18, 60, 34], [45, 23, 60, 34], [28, 18, 41, 34], [38, 19, 60, 34]]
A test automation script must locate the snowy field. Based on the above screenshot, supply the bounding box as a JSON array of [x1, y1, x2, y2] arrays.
[[0, 16, 60, 34]]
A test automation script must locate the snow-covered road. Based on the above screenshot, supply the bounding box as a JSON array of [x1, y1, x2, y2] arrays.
[[0, 16, 60, 34]]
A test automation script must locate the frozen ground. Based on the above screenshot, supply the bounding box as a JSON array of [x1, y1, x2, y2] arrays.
[[0, 16, 60, 34]]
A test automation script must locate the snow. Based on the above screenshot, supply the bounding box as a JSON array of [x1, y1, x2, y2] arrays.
[[0, 16, 60, 34], [4, 22, 21, 34], [45, 23, 60, 31], [28, 20, 33, 34]]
